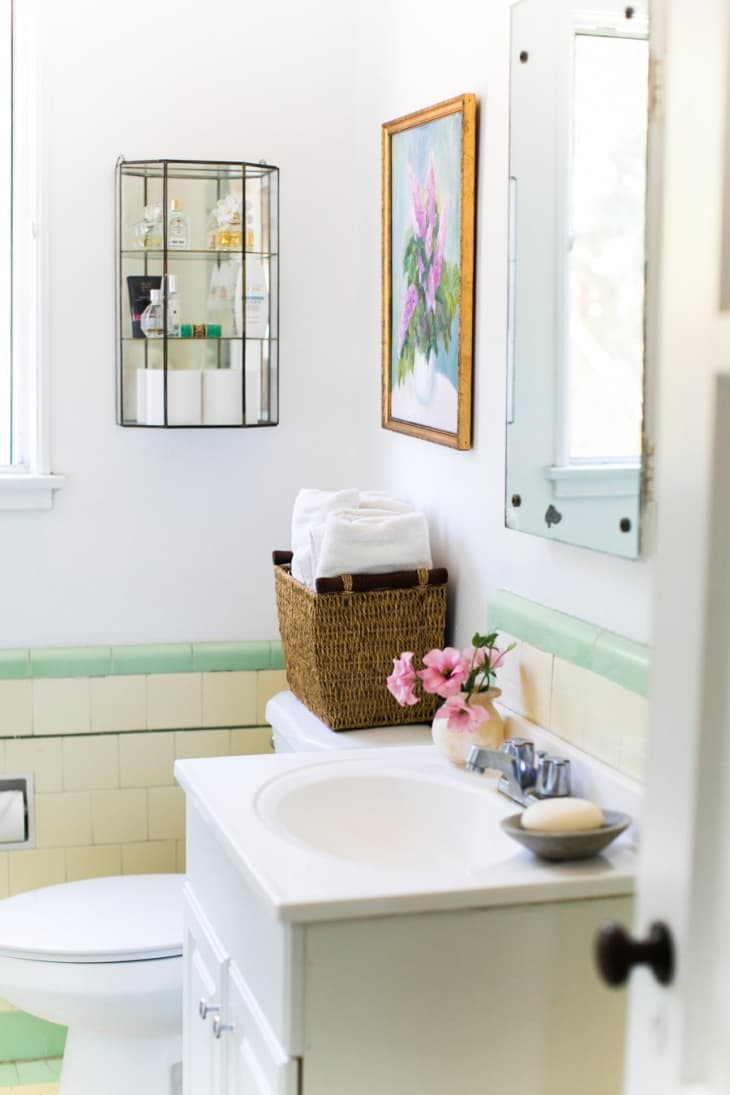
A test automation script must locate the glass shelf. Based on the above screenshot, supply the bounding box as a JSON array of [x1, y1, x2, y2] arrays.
[[120, 249, 278, 259], [116, 158, 279, 429]]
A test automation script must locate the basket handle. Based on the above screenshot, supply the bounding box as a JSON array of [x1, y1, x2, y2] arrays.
[[314, 567, 448, 593], [273, 552, 448, 592]]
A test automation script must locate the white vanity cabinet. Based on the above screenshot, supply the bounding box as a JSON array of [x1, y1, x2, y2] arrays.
[[183, 805, 300, 1095], [180, 775, 634, 1095]]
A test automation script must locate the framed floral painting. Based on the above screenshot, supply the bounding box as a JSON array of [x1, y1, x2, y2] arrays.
[[382, 93, 477, 449]]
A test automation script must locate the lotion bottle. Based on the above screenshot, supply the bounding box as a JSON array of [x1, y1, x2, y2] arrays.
[[245, 256, 269, 339], [166, 275, 181, 336], [168, 198, 191, 249]]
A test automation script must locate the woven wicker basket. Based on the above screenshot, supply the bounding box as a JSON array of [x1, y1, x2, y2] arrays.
[[273, 553, 448, 730]]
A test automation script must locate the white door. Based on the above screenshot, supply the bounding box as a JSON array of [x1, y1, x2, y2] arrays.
[[619, 0, 730, 1090]]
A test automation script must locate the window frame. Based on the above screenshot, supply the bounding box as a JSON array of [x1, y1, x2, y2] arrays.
[[1, 0, 64, 510]]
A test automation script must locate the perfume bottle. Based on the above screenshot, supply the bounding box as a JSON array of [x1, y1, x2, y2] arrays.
[[168, 198, 191, 250], [140, 289, 165, 338], [133, 203, 163, 249], [214, 212, 242, 251], [210, 193, 244, 250], [166, 275, 181, 336]]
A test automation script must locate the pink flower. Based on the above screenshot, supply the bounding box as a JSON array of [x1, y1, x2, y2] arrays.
[[426, 159, 437, 234], [418, 647, 470, 698], [409, 165, 427, 239], [398, 284, 419, 352], [387, 652, 419, 707], [466, 644, 507, 673], [439, 694, 490, 733], [487, 646, 508, 671], [432, 198, 447, 291]]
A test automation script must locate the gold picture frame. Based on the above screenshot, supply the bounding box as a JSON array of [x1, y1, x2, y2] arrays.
[[382, 93, 477, 449]]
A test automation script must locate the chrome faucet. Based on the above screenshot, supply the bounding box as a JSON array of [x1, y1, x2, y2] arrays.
[[465, 737, 571, 808]]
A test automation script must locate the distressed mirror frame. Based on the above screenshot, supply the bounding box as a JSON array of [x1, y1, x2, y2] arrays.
[[505, 0, 660, 559], [381, 93, 477, 450]]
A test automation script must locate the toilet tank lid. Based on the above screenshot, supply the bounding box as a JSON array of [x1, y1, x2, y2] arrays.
[[266, 691, 432, 750], [0, 874, 184, 963]]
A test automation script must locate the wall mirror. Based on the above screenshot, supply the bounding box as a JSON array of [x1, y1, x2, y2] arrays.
[[505, 0, 653, 558]]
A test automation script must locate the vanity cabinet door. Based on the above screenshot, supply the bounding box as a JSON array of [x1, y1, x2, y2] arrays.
[[224, 963, 299, 1095], [183, 886, 228, 1095]]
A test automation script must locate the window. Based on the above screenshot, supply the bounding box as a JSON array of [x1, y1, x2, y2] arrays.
[[1, 0, 64, 508], [1, 0, 10, 464], [567, 29, 648, 464]]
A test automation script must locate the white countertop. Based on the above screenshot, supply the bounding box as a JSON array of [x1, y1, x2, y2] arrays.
[[175, 742, 637, 924]]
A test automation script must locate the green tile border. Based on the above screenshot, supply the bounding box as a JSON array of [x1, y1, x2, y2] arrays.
[[0, 641, 282, 680], [488, 590, 650, 696], [0, 1010, 66, 1064], [192, 641, 271, 672], [0, 650, 30, 680], [0, 1063, 19, 1086], [111, 643, 194, 676], [30, 646, 112, 679]]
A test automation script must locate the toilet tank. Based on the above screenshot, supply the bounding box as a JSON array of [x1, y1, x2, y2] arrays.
[[266, 692, 432, 752]]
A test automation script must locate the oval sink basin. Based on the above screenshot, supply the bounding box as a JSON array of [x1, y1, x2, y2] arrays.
[[254, 760, 518, 871]]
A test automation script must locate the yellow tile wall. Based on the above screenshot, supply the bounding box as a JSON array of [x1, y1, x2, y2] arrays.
[[0, 670, 282, 896], [496, 634, 648, 781]]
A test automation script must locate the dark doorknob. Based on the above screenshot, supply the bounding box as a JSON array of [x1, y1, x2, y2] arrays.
[[595, 920, 674, 987]]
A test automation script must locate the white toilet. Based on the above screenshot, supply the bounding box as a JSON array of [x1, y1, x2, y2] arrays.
[[0, 696, 426, 1095], [0, 873, 183, 1095], [266, 690, 432, 753]]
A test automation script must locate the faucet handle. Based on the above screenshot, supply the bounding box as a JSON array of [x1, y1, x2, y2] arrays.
[[501, 738, 535, 767], [535, 756, 571, 798]]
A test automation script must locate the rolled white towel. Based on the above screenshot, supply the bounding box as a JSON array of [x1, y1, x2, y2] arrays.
[[315, 509, 433, 579], [358, 491, 413, 513], [290, 487, 359, 587], [310, 508, 408, 578]]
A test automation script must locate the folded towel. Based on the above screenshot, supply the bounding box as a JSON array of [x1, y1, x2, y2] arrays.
[[314, 509, 433, 579], [310, 508, 413, 579], [291, 487, 359, 587], [358, 491, 413, 513]]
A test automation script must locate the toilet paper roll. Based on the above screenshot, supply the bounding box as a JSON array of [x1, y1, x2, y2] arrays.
[[245, 363, 261, 425], [139, 370, 165, 426], [202, 369, 243, 426], [167, 370, 202, 426], [0, 791, 25, 844]]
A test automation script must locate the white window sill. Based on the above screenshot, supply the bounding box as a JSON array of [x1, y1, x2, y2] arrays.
[[0, 473, 65, 510], [545, 463, 640, 499]]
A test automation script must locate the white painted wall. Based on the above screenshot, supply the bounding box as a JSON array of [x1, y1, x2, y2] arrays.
[[364, 0, 653, 645], [0, 0, 652, 648]]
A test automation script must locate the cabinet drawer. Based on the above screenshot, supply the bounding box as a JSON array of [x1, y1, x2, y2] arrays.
[[186, 800, 304, 1054], [183, 887, 228, 1095]]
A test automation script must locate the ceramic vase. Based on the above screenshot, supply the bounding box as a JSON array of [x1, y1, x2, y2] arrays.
[[413, 347, 436, 405], [431, 688, 505, 767]]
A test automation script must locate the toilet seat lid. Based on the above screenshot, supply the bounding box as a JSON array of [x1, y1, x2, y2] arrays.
[[0, 874, 184, 963]]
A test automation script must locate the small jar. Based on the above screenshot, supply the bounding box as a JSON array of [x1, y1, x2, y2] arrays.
[[133, 203, 163, 250]]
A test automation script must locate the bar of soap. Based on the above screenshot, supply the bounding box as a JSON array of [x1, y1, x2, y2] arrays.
[[521, 797, 603, 832]]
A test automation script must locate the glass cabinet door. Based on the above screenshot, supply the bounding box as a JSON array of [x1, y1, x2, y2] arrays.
[[116, 159, 279, 428]]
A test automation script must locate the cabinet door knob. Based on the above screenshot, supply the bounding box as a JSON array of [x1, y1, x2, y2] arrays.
[[212, 1015, 234, 1039], [199, 997, 220, 1020], [595, 920, 674, 987]]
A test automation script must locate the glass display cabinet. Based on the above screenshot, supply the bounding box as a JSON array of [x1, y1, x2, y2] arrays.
[[115, 158, 279, 427]]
